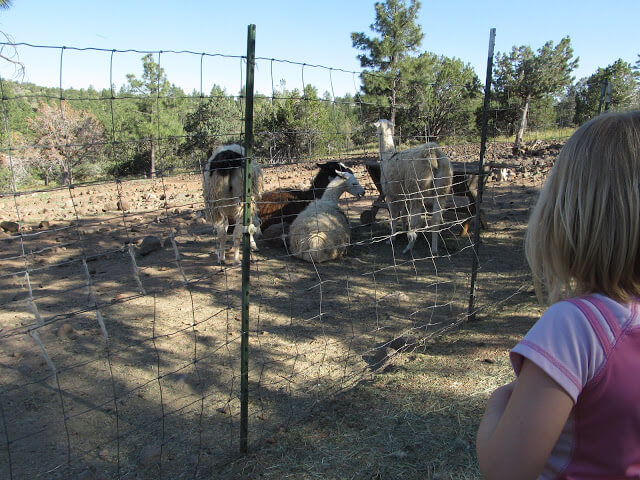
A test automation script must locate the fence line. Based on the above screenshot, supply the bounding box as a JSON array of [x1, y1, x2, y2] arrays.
[[0, 28, 565, 479]]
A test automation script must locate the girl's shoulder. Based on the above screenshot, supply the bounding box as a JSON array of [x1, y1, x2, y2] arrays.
[[555, 294, 639, 335], [511, 294, 637, 401]]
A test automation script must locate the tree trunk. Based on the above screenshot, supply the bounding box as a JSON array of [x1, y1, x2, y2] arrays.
[[150, 139, 156, 178], [514, 97, 530, 150], [390, 76, 398, 134]]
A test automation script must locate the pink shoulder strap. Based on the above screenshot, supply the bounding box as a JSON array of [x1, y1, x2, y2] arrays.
[[566, 297, 616, 355], [584, 296, 623, 337]]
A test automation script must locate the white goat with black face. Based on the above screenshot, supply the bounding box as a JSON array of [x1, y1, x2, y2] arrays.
[[375, 119, 453, 255], [288, 170, 365, 263], [202, 144, 263, 264]]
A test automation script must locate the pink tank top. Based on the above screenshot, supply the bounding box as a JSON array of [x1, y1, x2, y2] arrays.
[[560, 296, 640, 478]]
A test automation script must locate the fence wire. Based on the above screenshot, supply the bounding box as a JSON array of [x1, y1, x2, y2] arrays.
[[0, 39, 569, 479]]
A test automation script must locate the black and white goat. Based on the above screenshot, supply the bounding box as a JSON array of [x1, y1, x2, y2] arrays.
[[202, 144, 263, 264]]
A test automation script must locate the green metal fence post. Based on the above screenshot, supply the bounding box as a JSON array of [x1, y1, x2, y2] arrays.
[[467, 28, 496, 322], [240, 23, 256, 455]]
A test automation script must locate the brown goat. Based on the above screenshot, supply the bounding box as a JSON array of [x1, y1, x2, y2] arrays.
[[258, 161, 353, 233]]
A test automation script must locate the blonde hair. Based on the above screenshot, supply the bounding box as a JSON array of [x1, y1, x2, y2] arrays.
[[526, 111, 640, 304]]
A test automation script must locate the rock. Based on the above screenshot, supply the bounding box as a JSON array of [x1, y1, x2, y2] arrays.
[[38, 220, 51, 229], [138, 236, 163, 256], [116, 199, 130, 211], [56, 323, 77, 339], [388, 335, 420, 352], [371, 346, 396, 370], [261, 223, 289, 247], [76, 466, 106, 480], [139, 444, 166, 466], [217, 405, 230, 415], [0, 220, 19, 233]]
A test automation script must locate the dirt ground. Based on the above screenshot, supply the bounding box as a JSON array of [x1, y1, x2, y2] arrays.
[[0, 140, 558, 479]]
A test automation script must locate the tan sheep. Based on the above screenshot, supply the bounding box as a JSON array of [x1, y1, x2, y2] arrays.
[[375, 119, 453, 255], [288, 170, 365, 263]]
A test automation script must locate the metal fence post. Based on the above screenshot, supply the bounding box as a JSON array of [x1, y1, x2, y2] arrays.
[[467, 27, 496, 322], [240, 23, 256, 455]]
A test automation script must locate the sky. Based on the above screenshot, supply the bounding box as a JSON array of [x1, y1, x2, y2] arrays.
[[0, 0, 638, 98]]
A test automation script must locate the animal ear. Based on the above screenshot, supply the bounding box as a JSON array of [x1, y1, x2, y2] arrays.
[[335, 170, 348, 179]]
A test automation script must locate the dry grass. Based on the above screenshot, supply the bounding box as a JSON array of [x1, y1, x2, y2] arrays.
[[1, 142, 551, 479], [220, 284, 545, 479], [216, 159, 549, 479]]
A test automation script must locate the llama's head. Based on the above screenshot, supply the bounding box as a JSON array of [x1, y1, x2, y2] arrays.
[[373, 119, 394, 136], [206, 144, 245, 176], [312, 161, 354, 190], [212, 143, 245, 158], [373, 120, 396, 159], [335, 170, 365, 199]]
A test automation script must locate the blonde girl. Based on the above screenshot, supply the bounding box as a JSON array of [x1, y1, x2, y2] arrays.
[[476, 111, 640, 479]]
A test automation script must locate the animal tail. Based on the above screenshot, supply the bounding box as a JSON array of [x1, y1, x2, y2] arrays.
[[306, 232, 328, 254]]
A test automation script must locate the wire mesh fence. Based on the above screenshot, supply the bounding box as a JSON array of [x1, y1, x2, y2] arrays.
[[0, 29, 584, 479]]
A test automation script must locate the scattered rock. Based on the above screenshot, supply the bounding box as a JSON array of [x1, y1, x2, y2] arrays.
[[76, 466, 106, 480], [261, 223, 289, 247], [387, 335, 420, 352], [0, 220, 19, 233], [56, 323, 77, 339], [371, 346, 396, 371], [116, 199, 130, 211], [163, 236, 175, 248], [139, 444, 166, 466], [38, 220, 51, 229], [138, 236, 163, 256], [217, 405, 231, 415], [380, 291, 410, 304]]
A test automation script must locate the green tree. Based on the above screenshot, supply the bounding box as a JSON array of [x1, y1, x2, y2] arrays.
[[493, 37, 578, 149], [553, 84, 578, 127], [574, 59, 640, 124], [254, 84, 332, 161], [352, 0, 423, 129], [179, 85, 242, 165], [124, 54, 184, 177], [395, 52, 481, 140]]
